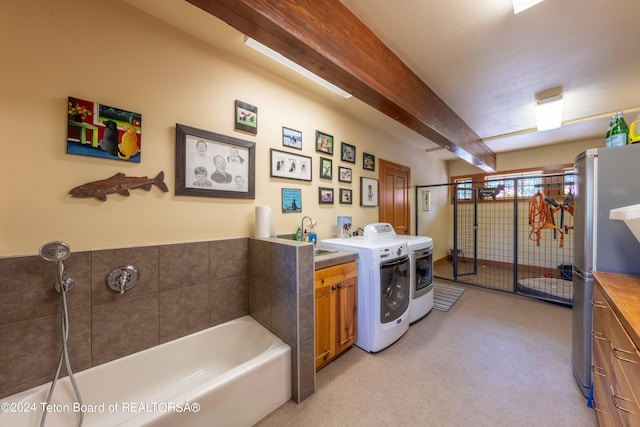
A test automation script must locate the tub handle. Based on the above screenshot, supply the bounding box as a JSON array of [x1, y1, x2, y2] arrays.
[[107, 265, 138, 294]]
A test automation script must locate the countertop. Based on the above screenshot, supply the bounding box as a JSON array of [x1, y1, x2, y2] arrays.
[[593, 271, 640, 348], [314, 249, 358, 270]]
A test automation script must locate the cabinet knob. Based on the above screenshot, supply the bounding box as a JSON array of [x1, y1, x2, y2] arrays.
[[337, 283, 342, 289], [331, 285, 337, 290]]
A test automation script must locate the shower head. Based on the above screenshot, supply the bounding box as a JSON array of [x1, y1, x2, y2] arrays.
[[39, 241, 72, 292], [39, 241, 71, 262]]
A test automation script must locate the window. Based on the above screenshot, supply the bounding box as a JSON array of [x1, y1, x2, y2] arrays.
[[454, 178, 473, 200], [485, 171, 542, 199], [450, 164, 574, 204], [563, 168, 576, 195]]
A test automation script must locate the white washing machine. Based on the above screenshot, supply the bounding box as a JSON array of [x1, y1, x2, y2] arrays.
[[363, 223, 434, 324], [320, 236, 411, 353]]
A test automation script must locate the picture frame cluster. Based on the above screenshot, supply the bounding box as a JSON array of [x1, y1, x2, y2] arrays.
[[272, 124, 377, 209], [173, 99, 378, 209]]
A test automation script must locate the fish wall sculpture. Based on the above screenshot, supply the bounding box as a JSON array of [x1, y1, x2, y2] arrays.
[[69, 171, 169, 201]]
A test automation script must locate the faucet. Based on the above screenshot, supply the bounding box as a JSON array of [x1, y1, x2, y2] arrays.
[[301, 216, 314, 237]]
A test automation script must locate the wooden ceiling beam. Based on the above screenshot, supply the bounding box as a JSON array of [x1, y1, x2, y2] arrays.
[[186, 0, 496, 172]]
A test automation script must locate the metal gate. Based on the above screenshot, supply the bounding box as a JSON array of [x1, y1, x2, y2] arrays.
[[418, 172, 575, 305]]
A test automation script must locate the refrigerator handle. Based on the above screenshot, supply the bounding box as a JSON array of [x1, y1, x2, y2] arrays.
[[573, 266, 593, 281]]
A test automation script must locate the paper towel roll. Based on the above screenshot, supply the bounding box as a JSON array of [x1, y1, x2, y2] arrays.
[[255, 206, 275, 238]]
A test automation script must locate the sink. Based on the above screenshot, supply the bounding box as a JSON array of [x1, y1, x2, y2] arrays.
[[314, 248, 336, 256]]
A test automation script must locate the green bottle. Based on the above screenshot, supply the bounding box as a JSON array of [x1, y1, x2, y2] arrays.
[[605, 115, 615, 147], [609, 112, 629, 147]]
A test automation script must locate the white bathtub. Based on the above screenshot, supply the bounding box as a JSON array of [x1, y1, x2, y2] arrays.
[[0, 315, 291, 427]]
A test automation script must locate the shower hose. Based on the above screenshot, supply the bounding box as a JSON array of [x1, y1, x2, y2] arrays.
[[40, 283, 84, 427]]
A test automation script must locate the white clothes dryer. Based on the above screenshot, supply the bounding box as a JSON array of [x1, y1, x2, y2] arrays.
[[320, 236, 411, 353], [363, 223, 434, 324]]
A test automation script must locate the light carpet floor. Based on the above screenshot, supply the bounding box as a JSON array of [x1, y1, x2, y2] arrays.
[[257, 284, 596, 427]]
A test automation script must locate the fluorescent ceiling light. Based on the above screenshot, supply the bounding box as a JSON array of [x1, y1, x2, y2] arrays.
[[513, 0, 544, 14], [244, 37, 352, 99], [534, 94, 564, 131]]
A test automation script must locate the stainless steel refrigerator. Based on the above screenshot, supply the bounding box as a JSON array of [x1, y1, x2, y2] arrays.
[[572, 144, 640, 397]]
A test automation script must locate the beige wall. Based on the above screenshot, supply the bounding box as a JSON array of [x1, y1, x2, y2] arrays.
[[0, 0, 448, 257]]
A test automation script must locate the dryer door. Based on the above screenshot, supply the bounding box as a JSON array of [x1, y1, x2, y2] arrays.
[[379, 256, 410, 323]]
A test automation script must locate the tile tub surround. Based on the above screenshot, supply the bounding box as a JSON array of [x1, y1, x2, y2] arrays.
[[0, 239, 250, 399], [249, 238, 315, 403]]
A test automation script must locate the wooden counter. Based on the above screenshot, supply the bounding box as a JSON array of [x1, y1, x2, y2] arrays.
[[593, 271, 640, 348], [591, 271, 640, 425]]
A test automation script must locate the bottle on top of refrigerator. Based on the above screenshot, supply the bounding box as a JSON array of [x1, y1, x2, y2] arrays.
[[605, 115, 616, 147], [609, 112, 629, 147]]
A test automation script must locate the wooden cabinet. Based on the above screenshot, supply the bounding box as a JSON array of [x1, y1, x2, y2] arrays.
[[592, 273, 640, 426], [315, 261, 357, 371]]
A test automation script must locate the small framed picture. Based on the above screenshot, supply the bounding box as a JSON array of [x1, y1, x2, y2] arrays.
[[282, 127, 302, 150], [319, 187, 334, 204], [360, 177, 378, 207], [339, 188, 352, 205], [234, 100, 258, 134], [282, 188, 302, 213], [270, 149, 312, 181], [338, 166, 352, 183], [316, 130, 334, 155], [341, 142, 356, 163], [422, 190, 431, 211], [363, 152, 375, 171], [320, 157, 332, 180]]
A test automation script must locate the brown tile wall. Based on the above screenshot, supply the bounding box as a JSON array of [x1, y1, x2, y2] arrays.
[[248, 238, 315, 403], [0, 238, 250, 399]]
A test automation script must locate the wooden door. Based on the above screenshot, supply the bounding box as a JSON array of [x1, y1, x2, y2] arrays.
[[379, 159, 411, 235]]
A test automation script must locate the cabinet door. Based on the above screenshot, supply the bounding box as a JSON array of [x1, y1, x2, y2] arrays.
[[336, 275, 357, 352], [610, 315, 640, 426], [315, 283, 334, 370]]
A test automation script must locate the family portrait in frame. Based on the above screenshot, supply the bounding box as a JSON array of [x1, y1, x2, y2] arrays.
[[175, 124, 255, 199]]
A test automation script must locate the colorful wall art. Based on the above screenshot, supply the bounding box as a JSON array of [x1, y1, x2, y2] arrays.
[[67, 96, 142, 162]]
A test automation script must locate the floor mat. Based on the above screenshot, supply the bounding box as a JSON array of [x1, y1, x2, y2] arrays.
[[433, 282, 466, 312]]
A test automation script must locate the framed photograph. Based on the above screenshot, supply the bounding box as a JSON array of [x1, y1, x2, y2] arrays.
[[315, 130, 334, 155], [282, 188, 302, 213], [360, 177, 378, 207], [338, 166, 352, 183], [270, 149, 312, 181], [339, 188, 353, 205], [234, 100, 257, 134], [282, 127, 302, 150], [319, 187, 334, 204], [422, 189, 431, 211], [363, 152, 375, 171], [320, 157, 333, 180], [175, 123, 255, 199], [341, 142, 356, 163], [337, 216, 352, 238]]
